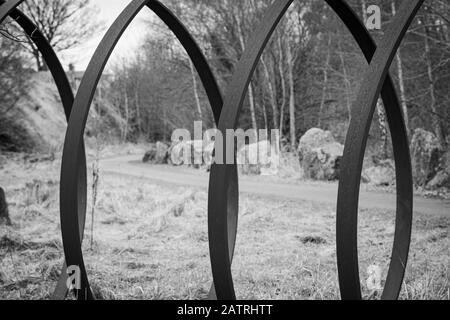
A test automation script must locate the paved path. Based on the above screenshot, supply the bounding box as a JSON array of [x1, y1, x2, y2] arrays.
[[101, 155, 450, 216]]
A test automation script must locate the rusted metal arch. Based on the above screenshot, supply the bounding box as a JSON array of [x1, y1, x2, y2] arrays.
[[0, 0, 88, 300], [59, 0, 238, 300], [208, 0, 419, 300]]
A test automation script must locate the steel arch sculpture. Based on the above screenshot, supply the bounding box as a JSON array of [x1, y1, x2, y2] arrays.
[[58, 0, 239, 300], [0, 0, 88, 300], [1, 0, 424, 300], [336, 0, 424, 300], [207, 0, 422, 300]]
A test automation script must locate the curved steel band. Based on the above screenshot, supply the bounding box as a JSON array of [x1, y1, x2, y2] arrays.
[[336, 0, 424, 300], [59, 0, 238, 300], [0, 0, 87, 300], [2, 0, 422, 301], [208, 0, 420, 300]]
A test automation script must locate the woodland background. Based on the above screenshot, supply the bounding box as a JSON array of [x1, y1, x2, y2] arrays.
[[0, 0, 449, 300], [0, 0, 449, 178]]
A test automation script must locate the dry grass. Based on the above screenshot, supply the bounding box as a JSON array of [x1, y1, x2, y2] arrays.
[[0, 158, 448, 300]]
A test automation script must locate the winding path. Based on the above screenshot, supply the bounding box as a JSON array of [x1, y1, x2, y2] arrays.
[[101, 155, 449, 216]]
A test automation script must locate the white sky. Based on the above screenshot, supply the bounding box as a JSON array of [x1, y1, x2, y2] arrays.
[[60, 0, 154, 71]]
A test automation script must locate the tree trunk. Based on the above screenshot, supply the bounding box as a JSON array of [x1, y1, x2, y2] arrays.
[[361, 0, 368, 22], [391, 1, 410, 137], [261, 56, 279, 129], [247, 81, 258, 130], [423, 14, 446, 148], [236, 10, 257, 130], [123, 86, 129, 142], [0, 187, 11, 225], [376, 100, 389, 158], [189, 59, 203, 121], [260, 98, 268, 130], [33, 49, 43, 71], [318, 34, 332, 128], [285, 39, 297, 151], [277, 32, 287, 138], [337, 36, 352, 123], [135, 85, 142, 137]]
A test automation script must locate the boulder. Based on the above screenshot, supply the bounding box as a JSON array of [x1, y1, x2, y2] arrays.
[[410, 129, 442, 187], [237, 141, 260, 175], [187, 140, 204, 169], [237, 140, 279, 176], [169, 140, 204, 168], [426, 150, 450, 189], [169, 142, 186, 166], [441, 149, 450, 173], [203, 142, 215, 170], [363, 160, 396, 186], [238, 162, 261, 176], [427, 170, 450, 189], [143, 145, 156, 163], [298, 128, 344, 181], [143, 142, 169, 164]]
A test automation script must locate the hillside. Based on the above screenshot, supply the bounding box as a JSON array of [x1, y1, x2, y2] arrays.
[[0, 71, 123, 154], [1, 72, 67, 153]]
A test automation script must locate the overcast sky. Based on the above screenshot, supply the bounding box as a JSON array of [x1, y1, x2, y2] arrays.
[[61, 0, 153, 71]]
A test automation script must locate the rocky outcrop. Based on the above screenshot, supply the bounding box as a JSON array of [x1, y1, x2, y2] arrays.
[[169, 140, 205, 168], [410, 129, 442, 187], [143, 142, 169, 164], [236, 140, 279, 176], [237, 141, 261, 175], [203, 141, 215, 169], [298, 128, 344, 181], [427, 170, 450, 189], [427, 150, 450, 189], [363, 159, 396, 186]]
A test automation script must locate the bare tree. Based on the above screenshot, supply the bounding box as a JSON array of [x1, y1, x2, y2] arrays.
[[189, 59, 203, 121], [337, 34, 352, 123], [391, 0, 410, 138], [277, 32, 287, 136], [234, 2, 258, 130], [422, 8, 447, 149], [285, 38, 297, 150], [18, 0, 103, 71], [100, 0, 449, 160], [318, 34, 332, 128], [261, 55, 279, 129]]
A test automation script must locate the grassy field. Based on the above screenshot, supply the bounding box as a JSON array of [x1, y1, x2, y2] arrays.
[[0, 156, 448, 300]]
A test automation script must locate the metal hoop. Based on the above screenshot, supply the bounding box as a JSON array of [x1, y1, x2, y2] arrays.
[[2, 0, 422, 301], [207, 0, 419, 300], [0, 0, 87, 300], [59, 0, 238, 300], [336, 0, 424, 300]]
